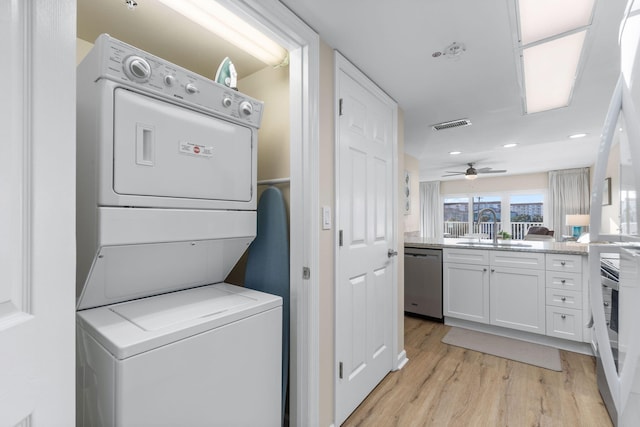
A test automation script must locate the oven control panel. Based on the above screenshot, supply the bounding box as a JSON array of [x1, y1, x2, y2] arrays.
[[90, 34, 263, 128]]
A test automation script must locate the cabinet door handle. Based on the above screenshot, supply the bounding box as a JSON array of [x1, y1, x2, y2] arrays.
[[561, 314, 567, 319], [560, 261, 566, 266], [561, 297, 567, 302], [483, 268, 487, 272], [604, 302, 609, 307], [491, 269, 495, 273], [561, 279, 566, 284]]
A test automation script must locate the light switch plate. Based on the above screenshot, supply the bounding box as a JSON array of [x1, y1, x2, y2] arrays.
[[322, 206, 332, 230]]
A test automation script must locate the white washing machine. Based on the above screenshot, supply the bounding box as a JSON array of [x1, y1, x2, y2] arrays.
[[75, 35, 281, 427]]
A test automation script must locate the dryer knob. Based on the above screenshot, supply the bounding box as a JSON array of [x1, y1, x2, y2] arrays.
[[222, 97, 233, 108], [239, 101, 253, 116], [163, 75, 176, 87], [185, 83, 198, 94], [123, 55, 151, 82]]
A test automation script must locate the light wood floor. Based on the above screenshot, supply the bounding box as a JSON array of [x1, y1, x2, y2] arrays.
[[343, 316, 612, 427]]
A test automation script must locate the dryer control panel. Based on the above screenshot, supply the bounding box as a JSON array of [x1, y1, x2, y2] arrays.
[[89, 34, 263, 128]]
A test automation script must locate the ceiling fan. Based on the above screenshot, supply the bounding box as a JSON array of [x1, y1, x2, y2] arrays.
[[442, 162, 507, 180]]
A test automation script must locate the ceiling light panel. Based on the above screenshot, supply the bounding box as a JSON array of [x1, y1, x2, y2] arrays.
[[523, 30, 587, 113], [518, 0, 595, 45]]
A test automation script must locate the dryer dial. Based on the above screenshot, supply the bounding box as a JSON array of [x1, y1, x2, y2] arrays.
[[123, 55, 151, 82], [163, 75, 176, 87], [185, 83, 198, 94], [239, 101, 253, 117]]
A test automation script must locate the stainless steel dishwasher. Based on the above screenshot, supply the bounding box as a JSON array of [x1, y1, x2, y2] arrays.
[[404, 247, 443, 320]]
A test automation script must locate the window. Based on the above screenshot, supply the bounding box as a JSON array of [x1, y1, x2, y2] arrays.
[[510, 194, 544, 239], [444, 197, 470, 237], [443, 191, 546, 240]]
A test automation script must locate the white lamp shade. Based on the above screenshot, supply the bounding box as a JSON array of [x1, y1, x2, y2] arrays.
[[565, 214, 590, 226]]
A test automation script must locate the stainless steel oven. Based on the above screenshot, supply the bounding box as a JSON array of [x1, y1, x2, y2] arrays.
[[601, 255, 620, 368]]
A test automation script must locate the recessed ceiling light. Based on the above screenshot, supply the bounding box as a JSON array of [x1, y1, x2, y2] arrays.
[[449, 151, 462, 155], [503, 143, 518, 148], [569, 133, 587, 139]]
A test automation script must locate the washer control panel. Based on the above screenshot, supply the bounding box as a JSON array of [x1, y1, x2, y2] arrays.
[[93, 34, 263, 128]]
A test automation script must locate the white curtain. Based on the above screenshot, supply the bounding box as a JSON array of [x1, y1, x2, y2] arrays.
[[548, 167, 590, 239], [420, 181, 443, 238]]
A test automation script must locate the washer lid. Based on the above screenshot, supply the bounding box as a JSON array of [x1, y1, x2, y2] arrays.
[[111, 286, 255, 331], [77, 283, 282, 359]]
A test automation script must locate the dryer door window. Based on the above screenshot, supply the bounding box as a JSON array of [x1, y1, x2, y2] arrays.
[[113, 88, 253, 202]]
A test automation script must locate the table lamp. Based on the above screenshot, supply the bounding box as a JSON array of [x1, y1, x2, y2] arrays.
[[566, 214, 590, 239]]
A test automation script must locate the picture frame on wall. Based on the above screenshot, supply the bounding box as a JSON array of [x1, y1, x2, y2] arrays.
[[603, 177, 612, 206]]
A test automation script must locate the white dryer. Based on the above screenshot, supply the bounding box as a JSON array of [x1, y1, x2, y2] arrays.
[[75, 35, 281, 427]]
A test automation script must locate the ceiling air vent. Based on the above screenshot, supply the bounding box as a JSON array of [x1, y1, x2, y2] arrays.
[[431, 118, 472, 131]]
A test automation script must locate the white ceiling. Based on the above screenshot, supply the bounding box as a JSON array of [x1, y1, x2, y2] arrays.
[[79, 0, 626, 183], [279, 0, 626, 181]]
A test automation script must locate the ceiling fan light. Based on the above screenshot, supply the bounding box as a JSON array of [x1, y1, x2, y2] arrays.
[[464, 173, 478, 180]]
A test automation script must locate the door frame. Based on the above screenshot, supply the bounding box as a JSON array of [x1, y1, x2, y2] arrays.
[[217, 1, 321, 425], [333, 50, 400, 424]]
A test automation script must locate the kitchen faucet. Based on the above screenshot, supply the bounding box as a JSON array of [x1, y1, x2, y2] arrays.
[[477, 208, 498, 244]]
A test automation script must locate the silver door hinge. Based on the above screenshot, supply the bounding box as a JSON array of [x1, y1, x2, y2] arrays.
[[339, 98, 343, 116], [339, 230, 343, 247], [303, 267, 310, 280], [339, 362, 343, 379]]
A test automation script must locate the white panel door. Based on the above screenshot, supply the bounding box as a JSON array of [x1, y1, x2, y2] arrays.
[[335, 54, 397, 425], [0, 1, 75, 425]]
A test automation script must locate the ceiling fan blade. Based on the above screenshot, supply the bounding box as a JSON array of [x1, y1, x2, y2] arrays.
[[444, 171, 465, 174], [442, 172, 464, 177], [475, 167, 493, 173], [478, 169, 507, 174]]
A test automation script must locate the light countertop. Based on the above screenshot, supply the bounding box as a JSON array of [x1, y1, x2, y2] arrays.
[[404, 234, 588, 256]]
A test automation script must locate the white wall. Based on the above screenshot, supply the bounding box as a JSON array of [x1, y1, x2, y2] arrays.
[[599, 142, 621, 234]]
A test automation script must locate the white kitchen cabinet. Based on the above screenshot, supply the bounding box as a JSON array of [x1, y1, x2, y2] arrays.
[[546, 306, 583, 341], [444, 249, 544, 331], [545, 253, 583, 274], [545, 271, 582, 292], [443, 250, 490, 324], [490, 266, 546, 334], [443, 248, 588, 343], [545, 253, 585, 342]]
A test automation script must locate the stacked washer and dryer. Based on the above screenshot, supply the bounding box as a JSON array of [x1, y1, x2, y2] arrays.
[[75, 34, 282, 426]]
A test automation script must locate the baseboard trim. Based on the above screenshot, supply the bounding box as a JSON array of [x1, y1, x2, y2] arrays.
[[395, 349, 409, 370], [444, 317, 593, 356]]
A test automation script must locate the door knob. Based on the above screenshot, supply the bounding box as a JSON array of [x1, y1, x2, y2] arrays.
[[388, 249, 398, 258]]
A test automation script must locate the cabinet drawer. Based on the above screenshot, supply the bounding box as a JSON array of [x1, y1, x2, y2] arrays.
[[546, 307, 583, 341], [443, 248, 489, 265], [545, 254, 583, 274], [545, 288, 582, 309], [490, 251, 545, 270], [545, 271, 582, 291]]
